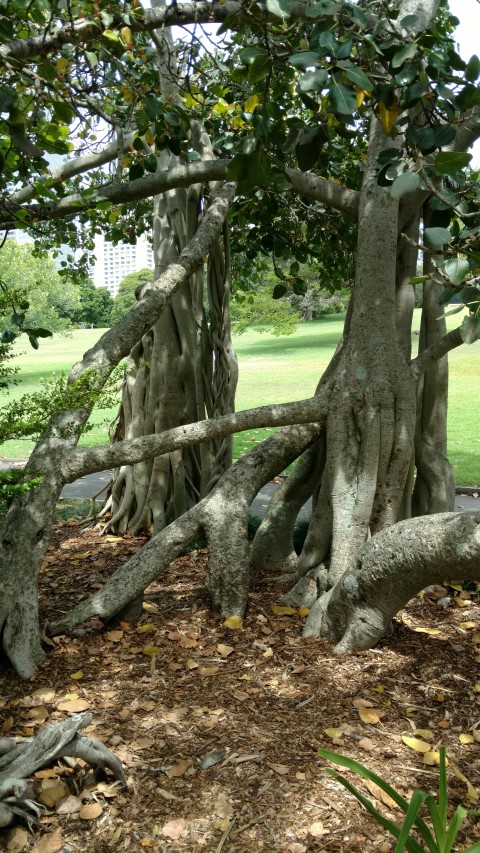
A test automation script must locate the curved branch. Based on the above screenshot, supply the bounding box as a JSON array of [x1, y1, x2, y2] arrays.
[[1, 162, 359, 230], [63, 394, 329, 481], [410, 326, 464, 378], [0, 3, 314, 63], [9, 133, 135, 206]]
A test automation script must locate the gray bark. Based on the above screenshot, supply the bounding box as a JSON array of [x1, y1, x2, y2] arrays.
[[303, 512, 480, 653], [0, 713, 124, 828], [0, 184, 235, 678]]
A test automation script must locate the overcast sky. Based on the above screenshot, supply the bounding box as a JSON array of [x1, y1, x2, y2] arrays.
[[449, 0, 480, 163]]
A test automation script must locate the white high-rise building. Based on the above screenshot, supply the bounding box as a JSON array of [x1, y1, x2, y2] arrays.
[[90, 233, 154, 297]]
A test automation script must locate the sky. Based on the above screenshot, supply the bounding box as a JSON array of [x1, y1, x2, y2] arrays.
[[447, 0, 480, 164]]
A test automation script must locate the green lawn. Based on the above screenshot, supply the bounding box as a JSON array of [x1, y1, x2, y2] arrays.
[[1, 313, 478, 485]]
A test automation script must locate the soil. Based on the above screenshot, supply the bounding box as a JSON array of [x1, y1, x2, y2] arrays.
[[1, 519, 480, 853]]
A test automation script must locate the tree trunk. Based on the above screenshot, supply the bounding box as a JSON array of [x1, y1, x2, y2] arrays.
[[104, 23, 238, 539]]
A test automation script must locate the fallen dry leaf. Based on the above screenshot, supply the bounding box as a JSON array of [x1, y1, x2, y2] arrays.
[[38, 779, 70, 807], [215, 792, 234, 819], [402, 736, 433, 753], [142, 645, 161, 656], [56, 795, 83, 814], [308, 821, 327, 838], [217, 643, 234, 657], [6, 826, 29, 852], [323, 728, 343, 740], [56, 698, 90, 713], [223, 615, 243, 629], [167, 759, 188, 777], [31, 828, 64, 853], [105, 630, 123, 642], [79, 802, 103, 820], [271, 605, 296, 616], [358, 737, 376, 751], [161, 818, 188, 840], [268, 762, 290, 775], [365, 779, 398, 809], [358, 707, 381, 725]]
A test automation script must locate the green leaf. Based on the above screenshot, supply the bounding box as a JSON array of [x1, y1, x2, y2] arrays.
[[239, 46, 265, 65], [434, 151, 472, 175], [1, 329, 16, 344], [328, 75, 356, 115], [266, 0, 291, 18], [395, 790, 429, 852], [305, 0, 340, 17], [289, 51, 322, 70], [248, 54, 272, 84], [24, 328, 52, 338], [295, 126, 327, 171], [103, 29, 119, 42], [389, 170, 420, 199], [344, 66, 373, 92], [465, 54, 480, 82], [28, 335, 39, 350], [144, 153, 158, 173], [423, 227, 453, 249], [129, 163, 145, 181], [298, 70, 328, 93], [272, 284, 287, 299], [444, 257, 470, 286], [392, 43, 418, 68], [460, 314, 480, 344], [85, 51, 98, 69]]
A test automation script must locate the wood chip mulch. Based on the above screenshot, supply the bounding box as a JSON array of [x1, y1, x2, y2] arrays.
[[1, 518, 480, 852]]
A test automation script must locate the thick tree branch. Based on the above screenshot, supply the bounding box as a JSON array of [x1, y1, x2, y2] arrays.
[[410, 326, 464, 378], [62, 395, 329, 482], [0, 162, 359, 230], [9, 133, 136, 207], [0, 3, 314, 63]]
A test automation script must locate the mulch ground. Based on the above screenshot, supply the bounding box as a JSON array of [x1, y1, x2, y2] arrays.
[[1, 517, 480, 853]]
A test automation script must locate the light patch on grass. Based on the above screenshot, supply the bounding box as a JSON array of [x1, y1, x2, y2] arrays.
[[1, 312, 478, 485]]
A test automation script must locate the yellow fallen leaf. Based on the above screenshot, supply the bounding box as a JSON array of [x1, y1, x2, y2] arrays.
[[223, 615, 243, 629], [358, 707, 381, 725], [459, 733, 475, 744], [424, 751, 448, 766], [475, 683, 480, 693], [413, 729, 433, 741], [371, 684, 384, 693], [453, 598, 469, 607], [186, 658, 198, 670], [297, 607, 310, 617], [142, 645, 161, 656], [436, 692, 444, 702], [472, 633, 480, 645], [449, 583, 463, 591], [459, 621, 477, 629], [323, 728, 343, 740], [69, 670, 83, 680], [143, 602, 160, 613], [413, 627, 441, 635], [271, 605, 296, 616], [454, 767, 478, 800], [402, 736, 431, 753], [136, 623, 156, 634]]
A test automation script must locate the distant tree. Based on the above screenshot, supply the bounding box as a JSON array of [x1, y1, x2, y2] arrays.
[[110, 268, 153, 325], [70, 280, 113, 328], [0, 240, 80, 335]]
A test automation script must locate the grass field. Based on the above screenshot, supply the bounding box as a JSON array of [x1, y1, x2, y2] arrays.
[[1, 311, 478, 484]]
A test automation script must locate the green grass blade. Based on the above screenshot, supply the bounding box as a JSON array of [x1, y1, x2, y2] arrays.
[[444, 805, 467, 852], [319, 749, 436, 850], [425, 795, 446, 849], [438, 747, 448, 827], [395, 790, 429, 853], [462, 841, 480, 853], [324, 770, 425, 853]]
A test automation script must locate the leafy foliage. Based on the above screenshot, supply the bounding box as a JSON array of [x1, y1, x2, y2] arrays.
[[319, 748, 480, 853], [110, 268, 153, 325]]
